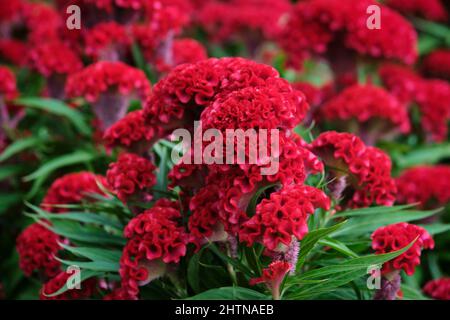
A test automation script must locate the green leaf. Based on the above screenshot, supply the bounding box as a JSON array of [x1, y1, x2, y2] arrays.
[[15, 97, 91, 136], [246, 183, 278, 217], [334, 208, 440, 237], [420, 223, 450, 236], [401, 284, 430, 300], [0, 136, 42, 162], [187, 250, 203, 293], [186, 287, 269, 300], [333, 204, 417, 218], [209, 243, 254, 278], [318, 237, 359, 258], [0, 164, 25, 180], [394, 143, 450, 169], [297, 221, 348, 269], [287, 239, 416, 299], [55, 257, 119, 272], [58, 243, 122, 263]]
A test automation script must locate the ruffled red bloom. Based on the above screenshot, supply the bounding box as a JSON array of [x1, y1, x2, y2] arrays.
[[249, 260, 290, 299], [310, 131, 397, 207], [379, 63, 422, 104], [0, 0, 22, 23], [40, 271, 97, 300], [156, 38, 208, 72], [395, 165, 450, 209], [106, 153, 156, 202], [0, 40, 28, 66], [27, 41, 82, 77], [319, 84, 410, 142], [345, 4, 417, 65], [0, 66, 18, 100], [41, 172, 108, 213], [423, 278, 450, 300], [22, 2, 63, 44], [144, 57, 297, 133], [198, 0, 291, 41], [422, 49, 450, 80], [415, 79, 450, 142], [84, 22, 131, 61], [103, 110, 160, 152], [66, 61, 151, 103], [291, 82, 328, 107], [66, 61, 151, 129], [119, 201, 189, 298], [371, 222, 434, 276], [240, 185, 330, 251], [16, 223, 61, 278], [385, 0, 448, 22], [278, 0, 417, 68]]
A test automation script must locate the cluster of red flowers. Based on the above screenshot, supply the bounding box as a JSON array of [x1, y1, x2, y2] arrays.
[[40, 271, 97, 300], [277, 0, 418, 68], [118, 200, 189, 298], [310, 131, 397, 207], [319, 84, 410, 143], [423, 278, 450, 300], [371, 222, 434, 275], [16, 223, 62, 278], [106, 152, 157, 202], [41, 172, 108, 212], [395, 166, 450, 209], [422, 49, 450, 80], [385, 0, 448, 22]]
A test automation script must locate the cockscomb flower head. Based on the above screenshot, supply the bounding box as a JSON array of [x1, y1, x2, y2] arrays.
[[395, 165, 450, 209], [23, 2, 63, 44], [385, 0, 448, 22], [319, 84, 410, 144], [422, 49, 450, 80], [40, 271, 97, 300], [16, 223, 61, 278], [423, 278, 450, 300], [250, 261, 291, 300], [66, 61, 151, 130], [0, 40, 27, 66], [84, 22, 131, 61], [371, 222, 434, 276], [106, 153, 157, 203], [310, 131, 397, 208], [415, 79, 450, 142], [119, 201, 189, 298], [379, 63, 422, 104], [27, 41, 83, 99], [198, 0, 291, 42], [156, 38, 208, 72], [240, 185, 330, 252], [41, 172, 108, 213], [103, 110, 160, 154]]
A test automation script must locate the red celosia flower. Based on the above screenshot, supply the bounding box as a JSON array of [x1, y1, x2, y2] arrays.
[[22, 2, 63, 44], [119, 201, 189, 298], [395, 165, 450, 209], [0, 0, 22, 24], [156, 38, 208, 72], [385, 0, 448, 22], [291, 82, 327, 107], [84, 22, 131, 61], [16, 223, 61, 278], [345, 4, 418, 65], [27, 41, 83, 77], [240, 185, 330, 251], [249, 261, 291, 299], [106, 153, 156, 202], [415, 79, 450, 142], [0, 40, 28, 66], [310, 131, 397, 207], [371, 222, 434, 276], [278, 0, 417, 68], [0, 66, 18, 100], [198, 0, 291, 42], [66, 61, 151, 129], [379, 63, 422, 104], [40, 271, 97, 300], [423, 278, 450, 300], [422, 49, 450, 80], [319, 84, 410, 143], [41, 172, 108, 213], [103, 110, 160, 153]]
